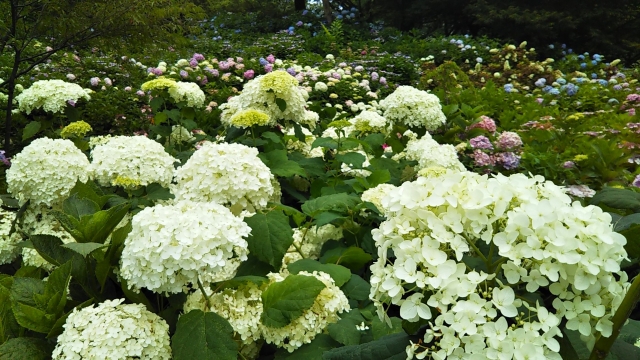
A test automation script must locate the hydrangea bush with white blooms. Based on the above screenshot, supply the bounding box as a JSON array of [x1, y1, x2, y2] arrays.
[[15, 79, 91, 115], [370, 170, 629, 359], [1, 50, 638, 360]]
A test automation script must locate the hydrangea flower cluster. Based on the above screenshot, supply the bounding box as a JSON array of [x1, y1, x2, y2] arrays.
[[349, 110, 389, 134], [173, 142, 275, 211], [459, 117, 524, 172], [369, 170, 629, 359], [52, 299, 171, 360], [0, 207, 22, 265], [184, 282, 265, 359], [167, 81, 206, 107], [227, 109, 271, 128], [361, 183, 397, 215], [140, 77, 177, 92], [379, 86, 446, 130], [283, 225, 344, 265], [90, 135, 177, 188], [60, 120, 92, 139], [7, 138, 90, 206], [167, 125, 196, 145], [400, 133, 466, 172], [260, 270, 350, 352], [220, 71, 307, 127], [284, 126, 325, 159], [120, 200, 251, 294], [15, 79, 91, 114]]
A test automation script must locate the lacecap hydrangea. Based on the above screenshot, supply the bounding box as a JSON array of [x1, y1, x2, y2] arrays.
[[52, 299, 171, 360], [120, 200, 251, 294], [369, 170, 629, 359], [7, 138, 90, 206], [379, 86, 446, 130], [15, 79, 91, 114], [173, 142, 275, 211], [90, 135, 177, 188], [219, 71, 307, 127]]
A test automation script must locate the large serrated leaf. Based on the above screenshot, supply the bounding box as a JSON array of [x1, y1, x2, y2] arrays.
[[287, 259, 351, 287], [63, 194, 100, 220], [21, 121, 41, 141], [61, 242, 106, 257], [244, 210, 294, 269], [323, 247, 372, 271], [172, 309, 238, 360], [591, 188, 640, 212], [322, 332, 411, 360], [261, 274, 325, 328]]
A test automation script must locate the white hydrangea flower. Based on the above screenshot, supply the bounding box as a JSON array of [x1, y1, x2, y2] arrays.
[[18, 204, 75, 271], [369, 171, 629, 358], [298, 110, 320, 130], [260, 270, 350, 352], [349, 110, 390, 134], [167, 125, 196, 145], [283, 225, 344, 265], [15, 79, 91, 114], [88, 134, 112, 149], [361, 183, 397, 214], [379, 85, 446, 130], [220, 71, 307, 127], [404, 133, 466, 172], [7, 138, 90, 206], [52, 299, 171, 360], [120, 200, 251, 294], [184, 282, 265, 358], [173, 142, 274, 211], [90, 135, 176, 188], [0, 208, 22, 265], [167, 81, 206, 107]]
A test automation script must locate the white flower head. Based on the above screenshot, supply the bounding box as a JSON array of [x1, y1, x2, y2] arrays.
[[379, 86, 446, 130], [16, 79, 90, 114]]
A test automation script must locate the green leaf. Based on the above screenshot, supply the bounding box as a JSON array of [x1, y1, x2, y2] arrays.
[[120, 277, 154, 312], [275, 98, 287, 112], [274, 334, 340, 360], [591, 188, 640, 212], [341, 274, 371, 301], [615, 214, 640, 232], [67, 181, 110, 208], [302, 193, 361, 217], [11, 301, 52, 334], [235, 254, 277, 277], [336, 152, 366, 169], [172, 309, 238, 360], [261, 274, 326, 328], [314, 211, 344, 227], [287, 259, 351, 287], [0, 338, 54, 360], [260, 149, 306, 178], [244, 210, 294, 269], [366, 170, 391, 188], [40, 261, 72, 314], [146, 183, 175, 201], [328, 309, 366, 346], [22, 121, 41, 141], [75, 202, 131, 244], [262, 131, 283, 144], [271, 203, 307, 226], [322, 332, 411, 360], [312, 137, 339, 150], [324, 247, 372, 272], [62, 194, 100, 219], [371, 316, 404, 340], [61, 242, 106, 257], [0, 277, 19, 343], [292, 123, 306, 142]]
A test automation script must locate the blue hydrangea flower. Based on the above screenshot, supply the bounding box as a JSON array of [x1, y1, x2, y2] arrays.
[[259, 58, 268, 66], [503, 83, 514, 93], [591, 60, 598, 66], [591, 73, 598, 79], [535, 78, 547, 87], [565, 83, 578, 96], [580, 63, 586, 69], [598, 79, 609, 86], [556, 78, 567, 85], [549, 88, 560, 95], [543, 85, 553, 93]]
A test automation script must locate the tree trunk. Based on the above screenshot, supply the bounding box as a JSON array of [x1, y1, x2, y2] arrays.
[[294, 0, 306, 11], [322, 0, 333, 25]]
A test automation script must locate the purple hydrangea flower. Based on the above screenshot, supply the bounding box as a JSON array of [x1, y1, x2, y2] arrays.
[[0, 150, 10, 166], [189, 58, 199, 67], [632, 174, 640, 188], [296, 21, 303, 26], [371, 72, 379, 81], [180, 70, 189, 78], [379, 77, 387, 85], [219, 61, 230, 70], [193, 53, 205, 61], [497, 152, 520, 170], [287, 67, 297, 76], [259, 57, 268, 66], [471, 150, 495, 167], [563, 161, 576, 169], [264, 64, 273, 72], [469, 135, 494, 150], [90, 77, 100, 86]]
